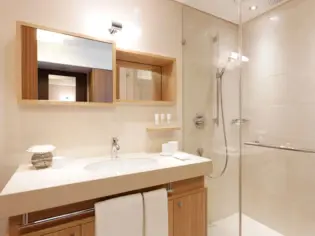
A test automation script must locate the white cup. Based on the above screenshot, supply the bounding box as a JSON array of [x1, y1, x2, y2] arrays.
[[162, 143, 171, 154], [168, 141, 179, 154]]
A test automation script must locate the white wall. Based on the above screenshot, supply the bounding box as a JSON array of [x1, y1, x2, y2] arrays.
[[242, 0, 315, 235], [0, 0, 182, 234]]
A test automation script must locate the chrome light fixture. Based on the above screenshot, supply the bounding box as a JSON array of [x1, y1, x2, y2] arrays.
[[108, 21, 123, 35]]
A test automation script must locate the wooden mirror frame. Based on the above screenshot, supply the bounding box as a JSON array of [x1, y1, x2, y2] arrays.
[[16, 21, 116, 107]]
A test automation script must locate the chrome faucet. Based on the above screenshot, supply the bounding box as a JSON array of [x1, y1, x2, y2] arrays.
[[111, 137, 120, 159]]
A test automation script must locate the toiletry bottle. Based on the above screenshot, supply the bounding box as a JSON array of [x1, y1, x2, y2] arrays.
[[154, 114, 160, 125], [167, 114, 172, 125], [160, 114, 165, 125]]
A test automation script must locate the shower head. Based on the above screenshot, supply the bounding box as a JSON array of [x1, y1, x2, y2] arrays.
[[216, 52, 249, 79]]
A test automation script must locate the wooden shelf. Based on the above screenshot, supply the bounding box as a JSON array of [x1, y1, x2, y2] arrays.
[[19, 99, 115, 107], [116, 49, 176, 66], [117, 100, 175, 106], [116, 48, 177, 104], [146, 125, 181, 132], [19, 99, 175, 107]]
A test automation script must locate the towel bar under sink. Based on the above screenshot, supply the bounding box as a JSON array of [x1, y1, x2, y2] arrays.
[[20, 184, 174, 229]]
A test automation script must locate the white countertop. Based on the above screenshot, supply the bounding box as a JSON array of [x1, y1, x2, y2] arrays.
[[0, 152, 212, 218]]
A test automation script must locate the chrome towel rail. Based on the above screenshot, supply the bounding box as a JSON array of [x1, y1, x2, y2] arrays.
[[244, 141, 315, 154], [21, 208, 94, 229], [20, 185, 174, 229]]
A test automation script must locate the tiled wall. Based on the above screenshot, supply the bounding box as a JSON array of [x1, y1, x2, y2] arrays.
[[242, 0, 315, 235], [182, 6, 240, 223]]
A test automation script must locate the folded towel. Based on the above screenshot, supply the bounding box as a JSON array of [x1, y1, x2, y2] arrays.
[[143, 189, 168, 236], [95, 193, 143, 236], [173, 152, 192, 161]]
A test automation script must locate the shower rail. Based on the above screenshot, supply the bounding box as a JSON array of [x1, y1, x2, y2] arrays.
[[244, 141, 315, 154]]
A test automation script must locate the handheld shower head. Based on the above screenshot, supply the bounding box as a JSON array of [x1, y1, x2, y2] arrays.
[[216, 67, 226, 79], [229, 52, 249, 62], [216, 52, 249, 79]]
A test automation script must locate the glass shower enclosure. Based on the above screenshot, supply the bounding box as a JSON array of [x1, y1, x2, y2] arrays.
[[182, 0, 315, 235], [182, 4, 242, 235]]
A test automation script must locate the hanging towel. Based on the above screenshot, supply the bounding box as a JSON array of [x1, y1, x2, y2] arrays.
[[143, 189, 168, 236], [95, 193, 143, 236]]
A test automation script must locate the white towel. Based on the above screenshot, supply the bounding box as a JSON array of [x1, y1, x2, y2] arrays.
[[95, 193, 143, 236], [143, 189, 168, 236], [173, 152, 192, 161]]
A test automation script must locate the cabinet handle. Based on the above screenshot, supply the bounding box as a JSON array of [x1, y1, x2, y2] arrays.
[[177, 201, 183, 208]]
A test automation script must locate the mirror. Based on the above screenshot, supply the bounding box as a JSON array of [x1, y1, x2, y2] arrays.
[[20, 24, 114, 103], [117, 62, 162, 101], [36, 29, 113, 71]]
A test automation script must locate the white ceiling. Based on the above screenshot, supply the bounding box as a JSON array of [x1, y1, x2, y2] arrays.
[[174, 0, 290, 24]]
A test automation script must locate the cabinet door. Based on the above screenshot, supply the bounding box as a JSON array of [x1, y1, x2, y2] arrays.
[[173, 190, 206, 236], [82, 221, 95, 236], [43, 226, 81, 236], [168, 200, 174, 236]]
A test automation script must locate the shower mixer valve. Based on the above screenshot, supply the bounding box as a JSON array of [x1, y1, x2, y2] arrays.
[[194, 113, 205, 129]]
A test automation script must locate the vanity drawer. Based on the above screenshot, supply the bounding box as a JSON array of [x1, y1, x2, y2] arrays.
[[21, 218, 93, 236], [43, 225, 80, 236], [168, 176, 205, 199]]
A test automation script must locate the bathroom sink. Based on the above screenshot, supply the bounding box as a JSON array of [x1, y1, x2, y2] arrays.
[[84, 158, 158, 174]]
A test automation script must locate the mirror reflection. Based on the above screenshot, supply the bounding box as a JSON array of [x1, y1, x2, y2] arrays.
[[48, 75, 76, 102], [37, 29, 113, 70], [117, 64, 162, 101], [35, 29, 113, 103]]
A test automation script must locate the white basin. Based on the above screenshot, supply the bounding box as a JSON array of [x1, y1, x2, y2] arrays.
[[84, 158, 158, 174]]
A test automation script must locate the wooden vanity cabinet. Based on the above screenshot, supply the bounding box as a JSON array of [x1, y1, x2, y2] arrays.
[[43, 225, 80, 236], [81, 222, 94, 236], [172, 189, 206, 236], [168, 200, 174, 236], [16, 177, 206, 236]]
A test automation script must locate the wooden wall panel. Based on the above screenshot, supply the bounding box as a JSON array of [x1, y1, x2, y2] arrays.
[[21, 26, 38, 99], [162, 62, 176, 102], [89, 69, 113, 103]]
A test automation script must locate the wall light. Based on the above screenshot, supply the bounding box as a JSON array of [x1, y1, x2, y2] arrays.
[[108, 21, 123, 35]]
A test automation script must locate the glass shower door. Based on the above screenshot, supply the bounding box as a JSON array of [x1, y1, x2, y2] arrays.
[[182, 4, 242, 236], [241, 0, 315, 235]]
